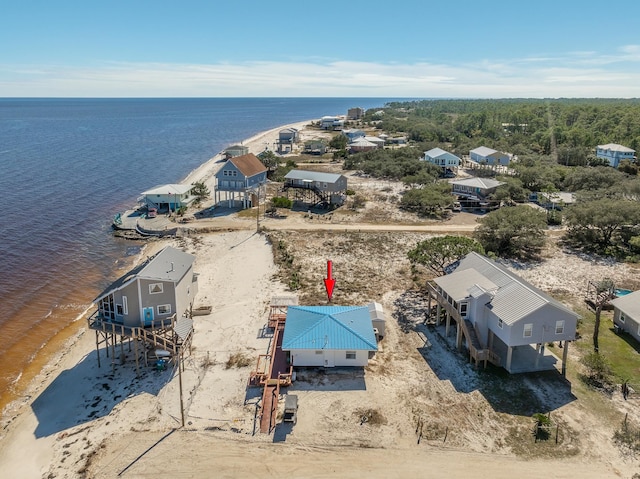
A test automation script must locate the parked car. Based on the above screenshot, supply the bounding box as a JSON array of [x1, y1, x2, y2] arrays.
[[147, 207, 157, 218]]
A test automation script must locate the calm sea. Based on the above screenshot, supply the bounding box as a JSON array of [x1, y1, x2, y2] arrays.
[[0, 97, 396, 412]]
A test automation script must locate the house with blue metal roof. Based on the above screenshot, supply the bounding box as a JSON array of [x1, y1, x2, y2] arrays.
[[427, 252, 579, 375], [282, 305, 379, 367]]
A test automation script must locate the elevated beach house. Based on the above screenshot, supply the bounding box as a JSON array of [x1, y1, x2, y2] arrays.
[[223, 144, 250, 160], [277, 128, 299, 153], [611, 290, 640, 342], [469, 146, 512, 166], [93, 246, 198, 328], [283, 169, 347, 206], [214, 153, 267, 208], [426, 252, 579, 375], [282, 304, 380, 367], [451, 177, 504, 201], [139, 184, 196, 213], [422, 147, 461, 172]]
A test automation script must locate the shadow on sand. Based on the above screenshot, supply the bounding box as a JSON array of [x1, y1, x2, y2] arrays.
[[31, 348, 173, 438], [415, 323, 577, 416]]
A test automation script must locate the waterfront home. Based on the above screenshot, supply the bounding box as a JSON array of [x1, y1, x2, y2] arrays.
[[214, 153, 267, 208], [450, 177, 504, 201], [303, 139, 328, 155], [611, 290, 640, 342], [139, 184, 196, 212], [469, 146, 512, 166], [320, 116, 344, 130], [282, 304, 379, 367], [422, 148, 461, 171], [595, 143, 636, 168], [94, 246, 198, 328], [224, 144, 250, 159], [277, 128, 299, 153], [283, 169, 347, 206], [427, 252, 579, 374]]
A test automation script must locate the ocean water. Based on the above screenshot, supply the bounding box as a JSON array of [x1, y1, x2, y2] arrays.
[[0, 97, 395, 411]]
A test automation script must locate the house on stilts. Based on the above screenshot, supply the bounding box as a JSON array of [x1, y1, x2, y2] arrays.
[[87, 246, 199, 374], [426, 252, 579, 375], [214, 153, 267, 209]]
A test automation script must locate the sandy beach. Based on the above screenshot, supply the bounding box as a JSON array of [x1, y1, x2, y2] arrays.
[[2, 119, 639, 478]]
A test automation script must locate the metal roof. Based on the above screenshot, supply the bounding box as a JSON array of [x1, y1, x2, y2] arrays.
[[142, 184, 193, 196], [284, 169, 343, 183], [470, 146, 498, 157], [424, 147, 454, 158], [611, 290, 640, 318], [597, 143, 635, 153], [451, 177, 505, 189], [95, 246, 195, 301], [434, 268, 498, 302], [448, 252, 579, 325], [282, 305, 378, 351]]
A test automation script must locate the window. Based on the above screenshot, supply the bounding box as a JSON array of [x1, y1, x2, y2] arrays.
[[149, 283, 163, 294], [523, 323, 533, 338], [620, 313, 626, 323], [498, 319, 503, 329], [116, 304, 123, 315], [460, 302, 468, 318], [346, 351, 356, 360], [555, 320, 565, 335], [157, 304, 171, 315], [122, 296, 128, 315]]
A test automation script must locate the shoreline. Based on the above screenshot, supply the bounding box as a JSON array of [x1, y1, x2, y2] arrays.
[[0, 118, 314, 426]]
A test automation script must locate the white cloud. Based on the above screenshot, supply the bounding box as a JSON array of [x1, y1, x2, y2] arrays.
[[2, 46, 640, 97]]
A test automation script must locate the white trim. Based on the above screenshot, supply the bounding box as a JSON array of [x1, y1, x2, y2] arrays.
[[149, 283, 163, 294], [523, 323, 533, 338], [122, 296, 128, 315], [555, 320, 565, 335], [157, 304, 171, 315]]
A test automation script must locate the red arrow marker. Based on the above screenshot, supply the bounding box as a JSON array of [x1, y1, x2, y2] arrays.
[[324, 260, 336, 302]]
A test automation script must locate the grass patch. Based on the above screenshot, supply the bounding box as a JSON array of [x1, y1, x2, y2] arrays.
[[574, 307, 640, 384]]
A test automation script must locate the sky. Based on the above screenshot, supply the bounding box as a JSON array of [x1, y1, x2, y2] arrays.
[[2, 0, 640, 98]]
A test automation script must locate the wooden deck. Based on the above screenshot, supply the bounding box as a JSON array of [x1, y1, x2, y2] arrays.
[[253, 298, 296, 434]]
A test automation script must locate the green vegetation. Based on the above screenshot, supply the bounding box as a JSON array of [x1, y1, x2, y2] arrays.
[[400, 183, 453, 218], [257, 150, 281, 172], [474, 206, 547, 260], [407, 235, 484, 275], [270, 196, 293, 209], [190, 181, 210, 205]]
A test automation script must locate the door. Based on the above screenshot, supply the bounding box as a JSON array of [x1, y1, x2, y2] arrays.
[[142, 307, 154, 326], [323, 350, 335, 368]]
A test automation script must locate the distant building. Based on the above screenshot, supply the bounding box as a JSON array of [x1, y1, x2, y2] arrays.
[[139, 184, 197, 212], [320, 116, 344, 130], [277, 128, 299, 154], [451, 177, 504, 200], [282, 304, 380, 367], [347, 107, 365, 120], [422, 147, 461, 170], [224, 144, 250, 160], [469, 146, 512, 166], [342, 128, 365, 141], [214, 153, 267, 208], [348, 138, 378, 153], [284, 169, 347, 206], [596, 143, 636, 168], [303, 139, 328, 155]]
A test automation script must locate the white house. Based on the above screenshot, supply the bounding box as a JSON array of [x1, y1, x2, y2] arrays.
[[320, 116, 344, 130], [427, 252, 579, 375], [596, 143, 636, 168], [469, 146, 512, 166], [282, 304, 379, 367], [422, 147, 461, 170]]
